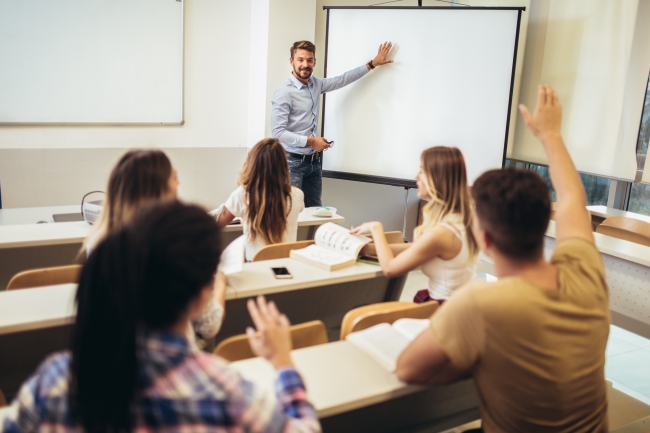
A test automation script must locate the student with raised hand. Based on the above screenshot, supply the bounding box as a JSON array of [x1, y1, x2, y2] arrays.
[[83, 149, 226, 345], [1, 202, 321, 433], [350, 147, 478, 304], [396, 85, 609, 432], [214, 138, 305, 261]]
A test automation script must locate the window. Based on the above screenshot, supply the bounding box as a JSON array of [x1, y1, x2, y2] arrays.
[[626, 71, 650, 215], [526, 163, 610, 206]]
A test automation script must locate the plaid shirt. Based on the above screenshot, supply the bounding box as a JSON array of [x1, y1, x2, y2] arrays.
[[0, 331, 321, 433]]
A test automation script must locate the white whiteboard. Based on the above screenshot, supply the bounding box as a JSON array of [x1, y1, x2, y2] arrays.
[[0, 0, 184, 124], [322, 7, 522, 185]]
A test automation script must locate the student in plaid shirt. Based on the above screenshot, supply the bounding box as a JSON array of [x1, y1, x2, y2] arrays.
[[1, 201, 321, 433]]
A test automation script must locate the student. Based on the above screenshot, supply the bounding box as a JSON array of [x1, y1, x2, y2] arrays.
[[351, 146, 478, 303], [82, 149, 179, 253], [0, 201, 321, 433], [396, 85, 610, 432], [84, 149, 226, 344], [214, 138, 305, 261]]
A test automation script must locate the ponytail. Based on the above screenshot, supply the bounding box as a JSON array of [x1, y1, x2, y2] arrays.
[[70, 201, 221, 432], [71, 229, 143, 432]]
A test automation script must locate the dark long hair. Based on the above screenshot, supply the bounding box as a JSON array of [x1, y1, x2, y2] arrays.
[[82, 149, 174, 252], [238, 138, 292, 244], [70, 201, 221, 432]]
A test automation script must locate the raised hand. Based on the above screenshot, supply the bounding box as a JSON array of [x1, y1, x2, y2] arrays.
[[246, 296, 293, 369], [519, 84, 562, 140], [372, 42, 394, 67]]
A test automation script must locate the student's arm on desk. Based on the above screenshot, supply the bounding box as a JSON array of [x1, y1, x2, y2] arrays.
[[351, 222, 455, 279], [395, 330, 471, 385], [396, 287, 480, 385], [216, 207, 236, 228], [519, 84, 593, 245], [362, 242, 411, 257]]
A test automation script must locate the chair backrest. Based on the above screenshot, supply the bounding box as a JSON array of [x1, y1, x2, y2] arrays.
[[596, 216, 650, 247], [214, 320, 328, 362], [251, 240, 315, 262], [0, 387, 7, 407], [364, 231, 404, 244], [6, 264, 82, 291], [340, 301, 439, 340]]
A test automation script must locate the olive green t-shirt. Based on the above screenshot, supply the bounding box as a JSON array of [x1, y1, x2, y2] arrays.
[[430, 238, 610, 432]]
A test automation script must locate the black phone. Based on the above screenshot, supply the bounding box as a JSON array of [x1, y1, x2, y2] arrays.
[[271, 267, 293, 279]]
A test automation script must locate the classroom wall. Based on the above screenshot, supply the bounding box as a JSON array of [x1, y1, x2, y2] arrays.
[[0, 0, 252, 208], [0, 147, 245, 209], [247, 0, 317, 147]]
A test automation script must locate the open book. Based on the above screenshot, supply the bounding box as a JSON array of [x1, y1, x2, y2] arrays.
[[345, 318, 430, 372], [289, 222, 371, 271]]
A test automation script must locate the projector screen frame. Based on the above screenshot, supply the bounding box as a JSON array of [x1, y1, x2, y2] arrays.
[[320, 5, 525, 187]]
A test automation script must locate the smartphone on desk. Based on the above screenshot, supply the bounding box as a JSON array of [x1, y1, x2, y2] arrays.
[[272, 267, 293, 279]]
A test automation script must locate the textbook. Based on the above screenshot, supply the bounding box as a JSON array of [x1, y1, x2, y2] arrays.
[[289, 222, 371, 271], [345, 318, 430, 372]]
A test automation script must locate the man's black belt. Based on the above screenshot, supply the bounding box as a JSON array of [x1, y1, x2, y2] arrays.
[[286, 151, 322, 162]]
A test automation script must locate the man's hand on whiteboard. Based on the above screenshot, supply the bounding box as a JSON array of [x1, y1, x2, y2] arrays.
[[371, 42, 394, 68], [307, 136, 331, 152]]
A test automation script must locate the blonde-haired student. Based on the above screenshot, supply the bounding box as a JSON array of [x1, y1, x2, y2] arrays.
[[214, 138, 305, 261], [351, 146, 478, 304]]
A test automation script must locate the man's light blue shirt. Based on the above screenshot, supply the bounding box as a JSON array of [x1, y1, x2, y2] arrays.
[[270, 64, 369, 155]]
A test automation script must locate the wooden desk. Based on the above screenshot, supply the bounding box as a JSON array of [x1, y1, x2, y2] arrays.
[[0, 208, 345, 290], [0, 205, 79, 226], [0, 283, 237, 401], [588, 205, 650, 225], [0, 258, 401, 399], [230, 341, 479, 433], [219, 258, 405, 343]]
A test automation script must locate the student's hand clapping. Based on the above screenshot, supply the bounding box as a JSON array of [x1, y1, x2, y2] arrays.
[[519, 84, 562, 141], [246, 296, 294, 370]]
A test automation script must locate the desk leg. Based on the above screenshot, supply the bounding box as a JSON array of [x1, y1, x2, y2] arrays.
[[298, 225, 317, 241], [383, 274, 407, 302]]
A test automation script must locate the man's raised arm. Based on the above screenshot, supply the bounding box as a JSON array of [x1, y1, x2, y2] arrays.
[[519, 84, 594, 245], [321, 42, 393, 93]]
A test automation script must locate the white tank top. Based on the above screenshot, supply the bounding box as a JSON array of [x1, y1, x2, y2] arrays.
[[419, 214, 477, 300]]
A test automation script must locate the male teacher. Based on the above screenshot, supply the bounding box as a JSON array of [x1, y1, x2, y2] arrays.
[[270, 40, 393, 207]]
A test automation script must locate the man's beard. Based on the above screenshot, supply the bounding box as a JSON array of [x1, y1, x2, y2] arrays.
[[294, 66, 312, 79]]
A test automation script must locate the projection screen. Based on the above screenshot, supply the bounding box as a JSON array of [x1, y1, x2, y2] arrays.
[[321, 7, 523, 187]]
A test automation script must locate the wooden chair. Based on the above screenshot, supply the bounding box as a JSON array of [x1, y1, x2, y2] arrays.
[[340, 301, 439, 340], [214, 320, 328, 362], [6, 264, 82, 291], [0, 388, 7, 407], [596, 216, 650, 247], [251, 240, 315, 262], [364, 231, 405, 244]]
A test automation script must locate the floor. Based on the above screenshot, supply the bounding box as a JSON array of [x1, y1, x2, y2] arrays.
[[400, 270, 650, 431]]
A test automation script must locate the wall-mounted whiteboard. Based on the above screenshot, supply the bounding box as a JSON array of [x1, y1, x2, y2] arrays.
[[322, 7, 523, 186], [0, 0, 184, 124]]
